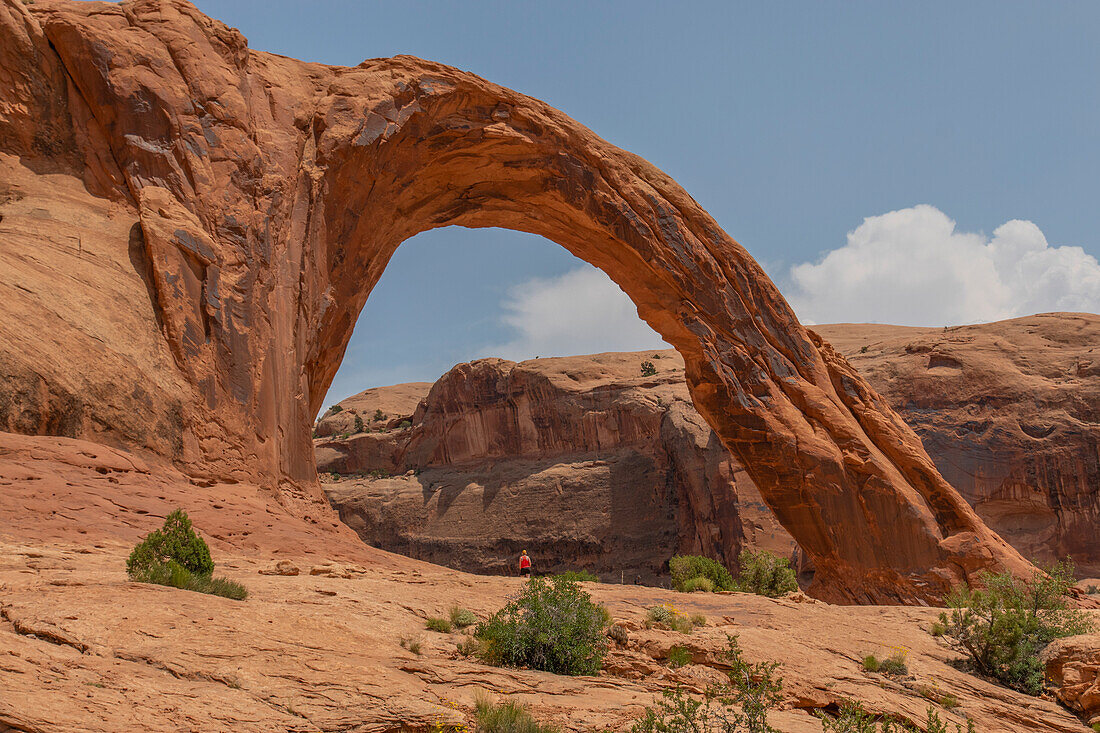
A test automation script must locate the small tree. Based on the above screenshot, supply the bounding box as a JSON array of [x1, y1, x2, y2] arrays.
[[938, 560, 1092, 694], [632, 635, 782, 733], [474, 576, 607, 675], [127, 509, 214, 578], [735, 549, 798, 598], [640, 360, 657, 377], [353, 414, 365, 433], [373, 409, 386, 422]]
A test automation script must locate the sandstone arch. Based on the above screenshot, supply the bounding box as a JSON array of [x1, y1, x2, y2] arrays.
[[1, 0, 1032, 602]]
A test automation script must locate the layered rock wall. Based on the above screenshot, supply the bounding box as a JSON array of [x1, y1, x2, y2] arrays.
[[320, 313, 1100, 580], [317, 352, 795, 582]]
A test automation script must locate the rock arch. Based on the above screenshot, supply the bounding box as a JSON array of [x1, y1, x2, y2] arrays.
[[3, 0, 1031, 602]]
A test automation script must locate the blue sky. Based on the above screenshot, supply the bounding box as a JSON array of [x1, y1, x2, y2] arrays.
[[193, 1, 1100, 403]]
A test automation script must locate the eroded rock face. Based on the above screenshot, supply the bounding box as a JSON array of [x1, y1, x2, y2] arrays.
[[318, 313, 1100, 582], [1042, 634, 1100, 727], [317, 352, 796, 583], [0, 0, 1033, 602], [817, 314, 1100, 577]]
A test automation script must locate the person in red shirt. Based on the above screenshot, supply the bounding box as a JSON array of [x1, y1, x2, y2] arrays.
[[519, 550, 532, 577]]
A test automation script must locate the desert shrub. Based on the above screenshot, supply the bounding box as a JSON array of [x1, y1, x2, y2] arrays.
[[640, 360, 657, 377], [879, 650, 908, 676], [353, 414, 365, 433], [607, 624, 629, 646], [669, 554, 735, 592], [127, 509, 214, 577], [1087, 584, 1099, 595], [917, 684, 957, 708], [597, 604, 613, 628], [930, 620, 947, 637], [125, 511, 246, 600], [817, 701, 974, 733], [474, 576, 607, 675], [938, 560, 1092, 694], [555, 569, 599, 583], [456, 637, 480, 657], [426, 616, 453, 633], [399, 636, 422, 655], [735, 549, 798, 598], [861, 654, 880, 672], [681, 576, 715, 593], [400, 419, 413, 429], [690, 613, 707, 627], [130, 560, 248, 600], [373, 409, 386, 422], [632, 635, 782, 733], [474, 692, 559, 733], [328, 404, 343, 413], [667, 645, 692, 668], [645, 604, 694, 634], [449, 606, 478, 629]]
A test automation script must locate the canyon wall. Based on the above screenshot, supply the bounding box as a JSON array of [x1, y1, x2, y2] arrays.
[[319, 313, 1100, 579], [317, 352, 796, 583]]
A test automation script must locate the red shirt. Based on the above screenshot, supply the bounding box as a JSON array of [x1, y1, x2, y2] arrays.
[[519, 555, 531, 569]]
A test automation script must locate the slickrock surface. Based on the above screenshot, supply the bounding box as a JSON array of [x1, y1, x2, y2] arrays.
[[0, 434, 1093, 733], [0, 0, 1033, 602], [318, 313, 1100, 581], [318, 352, 794, 583]]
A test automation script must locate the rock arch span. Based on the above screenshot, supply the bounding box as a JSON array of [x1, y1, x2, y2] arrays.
[[1, 0, 1031, 602]]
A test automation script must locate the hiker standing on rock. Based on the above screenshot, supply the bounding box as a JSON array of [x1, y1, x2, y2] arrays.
[[519, 550, 532, 577]]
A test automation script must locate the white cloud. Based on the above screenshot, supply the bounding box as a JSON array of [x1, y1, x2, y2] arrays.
[[485, 267, 669, 361], [786, 205, 1100, 326]]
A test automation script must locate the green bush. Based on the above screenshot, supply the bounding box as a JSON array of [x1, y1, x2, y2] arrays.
[[399, 419, 412, 429], [816, 701, 975, 733], [373, 409, 386, 422], [938, 560, 1092, 694], [474, 692, 559, 733], [645, 604, 693, 634], [353, 414, 365, 433], [861, 654, 880, 672], [555, 570, 599, 583], [640, 360, 657, 377], [474, 576, 607, 675], [667, 645, 692, 668], [632, 635, 782, 733], [449, 606, 478, 629], [735, 549, 798, 598], [129, 559, 247, 600], [425, 616, 453, 633], [127, 509, 214, 577], [328, 404, 343, 414], [669, 554, 735, 592], [879, 650, 908, 676], [680, 576, 715, 593]]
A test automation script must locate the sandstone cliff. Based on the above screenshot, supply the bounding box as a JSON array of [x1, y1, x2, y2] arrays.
[[318, 313, 1100, 579], [816, 313, 1100, 576], [0, 0, 1034, 602], [317, 352, 795, 583]]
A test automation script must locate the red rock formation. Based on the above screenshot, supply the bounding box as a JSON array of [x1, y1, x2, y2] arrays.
[[817, 314, 1100, 577], [320, 313, 1100, 583], [0, 0, 1033, 602], [1042, 634, 1100, 728], [317, 352, 795, 582]]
